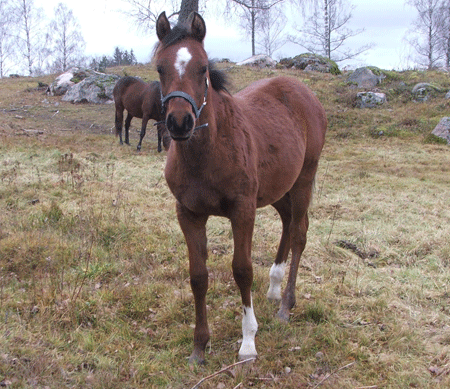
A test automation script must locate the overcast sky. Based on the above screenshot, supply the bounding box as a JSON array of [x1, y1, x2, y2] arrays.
[[35, 0, 418, 70]]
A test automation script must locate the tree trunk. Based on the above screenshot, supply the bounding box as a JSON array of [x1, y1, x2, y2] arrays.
[[178, 0, 199, 23], [324, 0, 331, 59], [251, 0, 256, 55]]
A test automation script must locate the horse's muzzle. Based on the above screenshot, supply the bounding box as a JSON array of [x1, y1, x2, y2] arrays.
[[166, 112, 195, 141]]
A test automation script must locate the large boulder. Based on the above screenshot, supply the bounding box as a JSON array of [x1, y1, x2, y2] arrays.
[[62, 73, 120, 104], [355, 92, 386, 108], [47, 68, 94, 96], [236, 55, 277, 68], [279, 54, 340, 74], [432, 117, 450, 144], [48, 69, 76, 96], [412, 83, 442, 102], [348, 67, 384, 88]]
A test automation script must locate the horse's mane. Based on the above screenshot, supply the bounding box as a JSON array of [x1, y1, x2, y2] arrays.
[[153, 22, 229, 94], [208, 62, 229, 94]]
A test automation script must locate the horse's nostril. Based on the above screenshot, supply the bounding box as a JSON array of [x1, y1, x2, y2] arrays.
[[166, 113, 175, 130], [184, 114, 194, 131], [166, 112, 194, 139]]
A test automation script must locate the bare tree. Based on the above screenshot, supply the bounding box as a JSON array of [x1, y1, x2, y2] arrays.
[[225, 0, 285, 56], [290, 0, 373, 62], [256, 4, 287, 57], [121, 0, 284, 56], [49, 3, 86, 72], [178, 0, 199, 22], [0, 0, 18, 77], [119, 0, 177, 32], [120, 0, 201, 31], [12, 0, 46, 75], [439, 0, 450, 67], [407, 0, 444, 69]]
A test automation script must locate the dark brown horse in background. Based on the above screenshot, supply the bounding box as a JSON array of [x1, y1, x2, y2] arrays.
[[154, 12, 327, 364], [113, 76, 170, 152]]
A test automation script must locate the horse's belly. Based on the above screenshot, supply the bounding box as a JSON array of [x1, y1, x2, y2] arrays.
[[255, 147, 305, 208]]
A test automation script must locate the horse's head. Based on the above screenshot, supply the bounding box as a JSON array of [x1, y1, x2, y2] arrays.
[[155, 12, 209, 141]]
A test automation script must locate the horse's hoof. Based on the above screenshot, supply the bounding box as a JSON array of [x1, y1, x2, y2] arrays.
[[238, 354, 257, 362], [267, 294, 282, 303], [188, 350, 205, 365], [276, 308, 290, 322]]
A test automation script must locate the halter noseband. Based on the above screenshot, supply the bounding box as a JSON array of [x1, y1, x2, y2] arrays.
[[157, 78, 209, 132]]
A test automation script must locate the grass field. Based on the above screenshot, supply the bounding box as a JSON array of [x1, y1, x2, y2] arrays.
[[0, 64, 450, 388]]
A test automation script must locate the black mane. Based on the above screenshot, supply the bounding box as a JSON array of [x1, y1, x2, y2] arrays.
[[208, 61, 229, 93]]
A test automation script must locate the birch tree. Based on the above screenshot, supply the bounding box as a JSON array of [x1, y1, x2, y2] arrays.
[[290, 0, 373, 62], [407, 0, 444, 69], [256, 4, 287, 57], [13, 0, 45, 75], [49, 3, 86, 72], [439, 0, 450, 67], [225, 0, 285, 56], [0, 0, 17, 77]]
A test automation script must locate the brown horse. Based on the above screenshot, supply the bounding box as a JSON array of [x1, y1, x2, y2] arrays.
[[113, 76, 170, 152], [154, 12, 327, 364]]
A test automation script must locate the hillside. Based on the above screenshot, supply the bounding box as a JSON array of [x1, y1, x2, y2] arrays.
[[0, 65, 449, 388]]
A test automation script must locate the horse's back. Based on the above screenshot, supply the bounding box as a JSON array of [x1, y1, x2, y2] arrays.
[[114, 76, 149, 117]]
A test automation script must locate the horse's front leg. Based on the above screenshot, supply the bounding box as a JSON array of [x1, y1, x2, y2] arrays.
[[176, 202, 209, 364], [137, 116, 149, 152], [231, 207, 258, 360]]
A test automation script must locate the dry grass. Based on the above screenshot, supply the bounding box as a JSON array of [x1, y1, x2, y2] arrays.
[[0, 65, 450, 388]]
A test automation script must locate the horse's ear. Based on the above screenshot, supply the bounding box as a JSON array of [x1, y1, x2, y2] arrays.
[[188, 12, 206, 43], [156, 12, 171, 41]]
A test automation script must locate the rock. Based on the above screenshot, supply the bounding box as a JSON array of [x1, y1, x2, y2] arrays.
[[236, 55, 277, 68], [348, 67, 384, 88], [48, 68, 104, 97], [62, 73, 120, 104], [355, 91, 386, 108], [412, 83, 442, 102], [445, 90, 450, 99], [48, 69, 76, 96], [432, 117, 450, 144], [279, 54, 340, 74]]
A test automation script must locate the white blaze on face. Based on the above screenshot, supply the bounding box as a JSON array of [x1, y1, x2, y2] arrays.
[[174, 47, 192, 78]]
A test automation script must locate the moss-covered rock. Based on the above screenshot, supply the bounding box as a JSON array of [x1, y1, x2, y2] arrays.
[[278, 53, 340, 75]]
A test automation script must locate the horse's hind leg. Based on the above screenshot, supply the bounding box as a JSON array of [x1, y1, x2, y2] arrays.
[[267, 194, 292, 301], [115, 107, 124, 144], [278, 172, 316, 322], [124, 113, 132, 145]]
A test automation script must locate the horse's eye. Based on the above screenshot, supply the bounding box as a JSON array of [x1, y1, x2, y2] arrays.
[[200, 66, 207, 75], [157, 66, 164, 75]]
